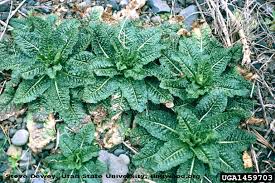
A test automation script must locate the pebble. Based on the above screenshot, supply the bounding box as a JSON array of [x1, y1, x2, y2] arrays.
[[119, 154, 130, 164], [108, 0, 120, 11], [11, 129, 29, 146], [147, 0, 170, 13], [32, 177, 45, 183], [44, 142, 55, 150], [19, 161, 30, 170], [19, 177, 26, 183], [151, 15, 161, 23], [8, 116, 16, 122], [9, 128, 17, 137], [16, 117, 24, 124], [35, 123, 44, 129], [0, 1, 10, 12], [119, 0, 129, 7], [78, 0, 92, 9], [179, 5, 198, 30], [0, 129, 4, 140], [113, 148, 126, 156], [98, 150, 130, 183], [20, 150, 32, 162]]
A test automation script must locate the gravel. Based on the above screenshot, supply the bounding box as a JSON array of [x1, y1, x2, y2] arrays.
[[113, 148, 126, 156], [108, 0, 120, 11], [98, 150, 130, 183], [179, 5, 198, 30], [147, 0, 171, 13], [9, 128, 17, 137], [11, 129, 29, 146], [20, 150, 32, 162]]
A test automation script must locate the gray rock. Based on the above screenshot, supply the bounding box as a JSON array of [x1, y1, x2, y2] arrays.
[[179, 5, 198, 30], [44, 142, 55, 150], [0, 129, 4, 140], [32, 177, 45, 183], [20, 150, 32, 162], [9, 128, 17, 137], [16, 117, 24, 124], [78, 0, 92, 9], [0, 1, 10, 12], [151, 15, 161, 23], [108, 0, 120, 11], [0, 12, 9, 21], [118, 154, 130, 164], [19, 177, 26, 183], [11, 129, 29, 146], [147, 0, 170, 13], [119, 0, 129, 7], [113, 148, 126, 156], [35, 123, 44, 129], [98, 150, 130, 183], [8, 116, 16, 122], [19, 161, 30, 170]]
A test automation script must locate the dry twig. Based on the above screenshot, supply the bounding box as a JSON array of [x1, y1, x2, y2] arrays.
[[0, 0, 27, 41]]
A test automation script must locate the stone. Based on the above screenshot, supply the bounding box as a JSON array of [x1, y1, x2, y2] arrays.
[[119, 0, 129, 7], [0, 129, 4, 140], [32, 177, 45, 183], [179, 5, 198, 30], [6, 145, 22, 158], [9, 128, 17, 137], [8, 116, 16, 122], [19, 161, 30, 170], [98, 150, 130, 183], [113, 148, 126, 156], [44, 142, 55, 150], [147, 0, 170, 13], [151, 15, 161, 23], [108, 0, 120, 11], [19, 177, 26, 183], [11, 129, 29, 146], [78, 0, 92, 9], [20, 150, 32, 162], [16, 117, 24, 124], [0, 1, 10, 12], [119, 154, 130, 164], [35, 123, 44, 129]]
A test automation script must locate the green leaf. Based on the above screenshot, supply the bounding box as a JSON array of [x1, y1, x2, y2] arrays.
[[14, 76, 50, 104], [83, 77, 119, 103], [219, 147, 245, 173], [200, 112, 241, 139], [59, 133, 78, 157], [13, 31, 41, 57], [176, 108, 200, 137], [44, 80, 70, 112], [75, 123, 96, 146], [53, 19, 80, 61], [130, 127, 158, 146], [133, 141, 163, 170], [80, 160, 106, 183], [60, 98, 86, 126], [120, 78, 147, 112], [177, 157, 205, 183], [196, 91, 228, 121], [219, 129, 256, 152], [213, 75, 250, 97], [154, 139, 193, 171], [135, 110, 178, 141], [80, 145, 99, 162], [89, 21, 115, 57], [146, 79, 173, 104], [193, 144, 220, 175]]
